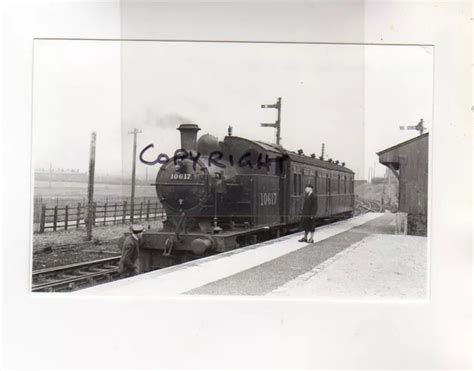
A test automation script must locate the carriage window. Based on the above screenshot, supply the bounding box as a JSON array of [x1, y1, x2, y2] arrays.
[[344, 175, 346, 193], [338, 175, 341, 194], [298, 174, 302, 195], [293, 174, 297, 195]]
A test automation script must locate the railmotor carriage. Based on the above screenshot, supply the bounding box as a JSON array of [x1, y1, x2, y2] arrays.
[[127, 123, 355, 272]]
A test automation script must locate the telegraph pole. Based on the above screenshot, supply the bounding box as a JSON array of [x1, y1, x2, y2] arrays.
[[128, 128, 142, 223], [261, 97, 282, 145], [86, 132, 96, 241], [321, 143, 325, 160]]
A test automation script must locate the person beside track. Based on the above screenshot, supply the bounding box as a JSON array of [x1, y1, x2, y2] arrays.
[[118, 224, 144, 278], [298, 185, 318, 243]]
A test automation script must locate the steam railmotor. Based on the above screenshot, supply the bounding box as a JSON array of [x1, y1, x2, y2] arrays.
[[128, 124, 355, 272]]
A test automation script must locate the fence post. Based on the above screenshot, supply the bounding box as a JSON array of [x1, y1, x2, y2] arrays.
[[53, 205, 58, 231], [92, 202, 96, 226], [65, 205, 69, 230], [123, 201, 127, 224], [146, 200, 150, 221], [40, 205, 46, 233], [76, 203, 81, 228], [104, 202, 108, 225], [113, 203, 117, 224]]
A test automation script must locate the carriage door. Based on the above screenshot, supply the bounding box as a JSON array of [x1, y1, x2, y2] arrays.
[[314, 171, 319, 217], [326, 174, 331, 215], [279, 158, 288, 223]]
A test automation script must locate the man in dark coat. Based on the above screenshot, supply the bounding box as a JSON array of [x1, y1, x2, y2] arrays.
[[299, 185, 318, 243], [118, 224, 144, 277]]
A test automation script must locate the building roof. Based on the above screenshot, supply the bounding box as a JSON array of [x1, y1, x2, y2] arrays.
[[376, 132, 429, 156]]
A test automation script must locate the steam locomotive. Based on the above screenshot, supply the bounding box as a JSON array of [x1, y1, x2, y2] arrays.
[[133, 124, 355, 272]]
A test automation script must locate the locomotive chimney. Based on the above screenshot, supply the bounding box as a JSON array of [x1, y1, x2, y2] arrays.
[[177, 123, 201, 152]]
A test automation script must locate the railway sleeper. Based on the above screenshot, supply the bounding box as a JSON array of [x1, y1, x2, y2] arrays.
[[87, 267, 110, 273], [76, 269, 93, 275], [58, 273, 81, 279]]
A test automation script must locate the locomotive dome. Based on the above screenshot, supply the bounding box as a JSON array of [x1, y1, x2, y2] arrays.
[[197, 133, 220, 155]]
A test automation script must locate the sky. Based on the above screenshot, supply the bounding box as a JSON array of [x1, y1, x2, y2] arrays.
[[32, 40, 432, 180]]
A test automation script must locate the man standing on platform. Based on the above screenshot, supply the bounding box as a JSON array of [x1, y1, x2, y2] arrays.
[[118, 224, 144, 278], [298, 185, 318, 243]]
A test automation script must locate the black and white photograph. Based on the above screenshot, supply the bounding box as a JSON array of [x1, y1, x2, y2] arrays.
[[31, 40, 432, 298], [2, 1, 472, 369]]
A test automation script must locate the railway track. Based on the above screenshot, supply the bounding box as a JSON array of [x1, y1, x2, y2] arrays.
[[33, 239, 120, 254], [32, 200, 380, 292], [32, 256, 121, 292]]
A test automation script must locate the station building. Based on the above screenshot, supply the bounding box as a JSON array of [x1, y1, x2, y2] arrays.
[[377, 133, 429, 236]]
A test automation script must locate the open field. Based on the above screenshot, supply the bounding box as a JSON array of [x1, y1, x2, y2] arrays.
[[33, 179, 162, 234], [35, 180, 157, 206]]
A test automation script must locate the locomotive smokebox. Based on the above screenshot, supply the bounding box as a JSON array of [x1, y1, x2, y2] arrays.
[[177, 123, 201, 152]]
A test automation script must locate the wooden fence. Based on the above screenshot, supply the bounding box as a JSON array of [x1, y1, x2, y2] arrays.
[[34, 200, 165, 233]]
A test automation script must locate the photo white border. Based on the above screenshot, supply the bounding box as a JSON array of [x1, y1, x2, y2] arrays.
[[1, 1, 472, 368]]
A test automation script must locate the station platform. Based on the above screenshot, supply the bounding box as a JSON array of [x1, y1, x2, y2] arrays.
[[78, 213, 427, 299]]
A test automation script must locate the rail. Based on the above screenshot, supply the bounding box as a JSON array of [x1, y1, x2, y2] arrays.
[[32, 256, 121, 292]]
